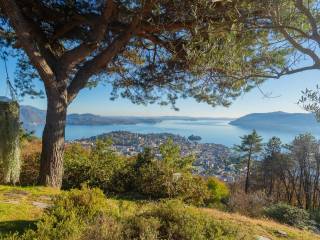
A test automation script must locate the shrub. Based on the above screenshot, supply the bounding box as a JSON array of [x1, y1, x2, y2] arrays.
[[264, 203, 310, 228], [125, 216, 160, 240], [62, 140, 126, 192], [206, 177, 229, 206], [310, 209, 320, 226], [62, 143, 91, 189], [19, 139, 41, 185], [135, 160, 176, 199], [20, 187, 237, 240], [228, 189, 272, 217], [133, 159, 210, 206], [131, 200, 234, 240], [175, 174, 210, 206], [23, 186, 122, 240], [62, 140, 210, 206]]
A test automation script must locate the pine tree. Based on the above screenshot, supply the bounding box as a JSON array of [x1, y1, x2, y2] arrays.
[[235, 130, 263, 194]]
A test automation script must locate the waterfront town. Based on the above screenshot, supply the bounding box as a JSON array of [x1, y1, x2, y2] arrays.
[[74, 131, 238, 182]]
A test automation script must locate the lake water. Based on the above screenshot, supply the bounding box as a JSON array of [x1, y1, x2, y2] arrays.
[[32, 119, 320, 147]]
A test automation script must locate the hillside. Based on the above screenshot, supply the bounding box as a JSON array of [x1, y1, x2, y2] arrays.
[[230, 111, 319, 130], [0, 185, 319, 240]]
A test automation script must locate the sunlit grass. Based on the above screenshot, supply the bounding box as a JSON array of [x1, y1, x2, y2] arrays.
[[0, 185, 59, 236], [0, 185, 319, 239]]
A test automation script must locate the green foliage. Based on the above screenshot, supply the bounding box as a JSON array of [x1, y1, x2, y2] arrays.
[[132, 143, 209, 206], [63, 143, 90, 189], [62, 139, 126, 191], [235, 129, 263, 156], [20, 187, 236, 240], [62, 140, 213, 206], [159, 138, 195, 171], [2, 185, 320, 240], [22, 186, 121, 240], [207, 177, 229, 205], [131, 200, 230, 240], [265, 203, 310, 228], [299, 86, 320, 121], [1, 1, 293, 109]]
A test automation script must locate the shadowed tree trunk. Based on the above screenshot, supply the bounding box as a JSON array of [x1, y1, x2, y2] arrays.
[[38, 90, 68, 187]]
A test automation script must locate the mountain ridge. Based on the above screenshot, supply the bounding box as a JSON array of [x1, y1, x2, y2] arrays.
[[16, 105, 320, 130], [19, 105, 231, 129], [230, 111, 319, 130]]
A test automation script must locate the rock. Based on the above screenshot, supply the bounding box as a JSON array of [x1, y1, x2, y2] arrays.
[[32, 201, 51, 209], [256, 236, 271, 240], [275, 230, 288, 237], [39, 195, 52, 201]]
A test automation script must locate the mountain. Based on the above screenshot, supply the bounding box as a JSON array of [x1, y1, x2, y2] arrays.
[[19, 106, 161, 127], [20, 105, 46, 126], [67, 114, 160, 125], [230, 111, 319, 130], [19, 105, 227, 128]]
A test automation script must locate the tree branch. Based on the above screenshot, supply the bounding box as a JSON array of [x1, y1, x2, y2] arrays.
[[295, 0, 320, 43], [60, 0, 115, 71], [271, 3, 320, 66], [280, 26, 320, 65], [0, 0, 58, 90], [67, 1, 155, 103]]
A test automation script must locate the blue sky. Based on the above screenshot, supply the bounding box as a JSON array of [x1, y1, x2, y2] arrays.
[[0, 57, 318, 118]]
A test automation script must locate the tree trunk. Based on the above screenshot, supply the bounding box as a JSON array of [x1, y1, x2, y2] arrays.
[[38, 91, 68, 188], [245, 150, 252, 194]]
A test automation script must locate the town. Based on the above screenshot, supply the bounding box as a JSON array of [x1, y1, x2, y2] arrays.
[[74, 131, 238, 182]]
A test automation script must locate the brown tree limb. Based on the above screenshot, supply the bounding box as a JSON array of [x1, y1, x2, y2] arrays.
[[0, 0, 58, 91], [295, 0, 320, 43], [60, 0, 116, 71]]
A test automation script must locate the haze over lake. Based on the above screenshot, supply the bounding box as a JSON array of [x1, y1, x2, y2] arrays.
[[32, 119, 320, 146]]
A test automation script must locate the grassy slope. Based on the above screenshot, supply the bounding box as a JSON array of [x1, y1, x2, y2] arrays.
[[0, 185, 319, 240], [0, 186, 59, 236]]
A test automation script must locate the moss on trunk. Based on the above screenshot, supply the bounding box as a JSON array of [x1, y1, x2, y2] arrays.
[[0, 100, 21, 184]]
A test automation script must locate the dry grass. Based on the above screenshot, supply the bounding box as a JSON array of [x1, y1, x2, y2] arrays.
[[202, 208, 320, 240]]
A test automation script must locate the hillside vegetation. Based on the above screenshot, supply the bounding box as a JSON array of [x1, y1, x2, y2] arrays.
[[0, 185, 319, 240]]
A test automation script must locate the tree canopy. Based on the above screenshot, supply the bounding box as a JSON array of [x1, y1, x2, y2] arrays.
[[0, 0, 290, 108], [1, 0, 318, 187]]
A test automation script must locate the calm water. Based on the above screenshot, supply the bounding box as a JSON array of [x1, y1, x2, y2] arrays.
[[32, 119, 320, 147]]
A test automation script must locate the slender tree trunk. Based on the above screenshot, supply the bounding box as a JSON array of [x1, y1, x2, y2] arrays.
[[38, 90, 68, 188], [245, 149, 252, 194]]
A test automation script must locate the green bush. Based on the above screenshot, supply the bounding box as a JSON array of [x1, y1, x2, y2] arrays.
[[132, 149, 210, 206], [310, 209, 320, 226], [63, 143, 91, 189], [264, 203, 310, 228], [62, 140, 222, 207], [207, 177, 229, 206], [23, 186, 123, 240], [22, 187, 235, 240], [63, 140, 126, 192], [130, 200, 234, 240]]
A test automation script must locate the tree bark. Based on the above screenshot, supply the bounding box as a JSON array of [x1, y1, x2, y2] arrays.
[[245, 149, 252, 194], [38, 91, 68, 188]]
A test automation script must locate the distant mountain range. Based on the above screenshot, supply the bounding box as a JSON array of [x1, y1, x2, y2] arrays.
[[19, 105, 227, 129], [20, 105, 162, 128], [14, 105, 320, 131], [229, 111, 319, 130]]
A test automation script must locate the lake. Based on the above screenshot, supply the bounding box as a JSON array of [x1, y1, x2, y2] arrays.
[[32, 119, 320, 147]]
